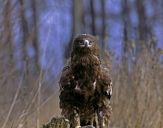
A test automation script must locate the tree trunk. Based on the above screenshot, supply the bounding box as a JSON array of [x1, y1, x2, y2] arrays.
[[122, 0, 129, 70], [90, 0, 96, 35], [136, 0, 153, 50], [64, 0, 83, 59], [19, 0, 29, 74], [31, 0, 40, 72], [101, 0, 107, 50], [2, 0, 14, 69]]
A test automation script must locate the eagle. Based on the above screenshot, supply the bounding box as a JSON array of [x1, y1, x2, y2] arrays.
[[59, 34, 112, 128]]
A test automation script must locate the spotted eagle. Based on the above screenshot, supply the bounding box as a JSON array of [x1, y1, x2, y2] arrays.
[[59, 34, 112, 128]]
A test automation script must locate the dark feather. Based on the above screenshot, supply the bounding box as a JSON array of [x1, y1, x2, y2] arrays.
[[59, 34, 112, 128]]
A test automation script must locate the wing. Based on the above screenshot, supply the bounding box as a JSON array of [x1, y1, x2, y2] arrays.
[[96, 65, 112, 127], [97, 65, 112, 100], [59, 66, 81, 128], [59, 65, 76, 108], [59, 64, 84, 109], [59, 65, 75, 90], [102, 66, 112, 99]]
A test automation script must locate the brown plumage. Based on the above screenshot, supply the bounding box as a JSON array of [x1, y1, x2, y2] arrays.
[[59, 34, 112, 128]]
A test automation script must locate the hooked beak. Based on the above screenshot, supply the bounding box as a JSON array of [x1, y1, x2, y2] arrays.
[[84, 40, 89, 47]]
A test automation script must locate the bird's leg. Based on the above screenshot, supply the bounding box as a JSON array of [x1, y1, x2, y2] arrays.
[[90, 117, 94, 126], [94, 113, 99, 128], [97, 106, 111, 128], [70, 109, 81, 128], [97, 110, 105, 128]]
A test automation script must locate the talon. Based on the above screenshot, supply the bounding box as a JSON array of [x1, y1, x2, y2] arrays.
[[75, 126, 81, 128]]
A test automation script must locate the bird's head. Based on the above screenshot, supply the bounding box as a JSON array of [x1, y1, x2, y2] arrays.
[[72, 34, 99, 55]]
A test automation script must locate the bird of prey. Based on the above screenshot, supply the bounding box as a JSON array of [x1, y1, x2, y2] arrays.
[[59, 34, 112, 128]]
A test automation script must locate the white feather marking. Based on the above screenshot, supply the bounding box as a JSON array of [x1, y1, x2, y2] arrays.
[[93, 80, 96, 90], [99, 111, 103, 117], [75, 86, 81, 91], [108, 82, 113, 96], [110, 86, 112, 96], [75, 81, 81, 91], [106, 82, 112, 96], [93, 55, 99, 61], [80, 44, 85, 47]]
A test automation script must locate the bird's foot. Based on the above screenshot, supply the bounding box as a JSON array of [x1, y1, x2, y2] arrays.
[[75, 126, 81, 128], [81, 125, 95, 128]]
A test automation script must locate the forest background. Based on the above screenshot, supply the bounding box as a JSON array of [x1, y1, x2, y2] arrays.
[[0, 0, 163, 128]]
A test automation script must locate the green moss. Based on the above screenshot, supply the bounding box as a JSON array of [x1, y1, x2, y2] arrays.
[[42, 117, 70, 128]]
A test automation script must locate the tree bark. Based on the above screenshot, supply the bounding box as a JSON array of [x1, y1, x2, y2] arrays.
[[122, 0, 129, 68], [64, 0, 83, 59], [19, 0, 29, 75], [31, 0, 40, 72], [101, 0, 107, 51], [2, 0, 14, 68], [90, 0, 96, 35]]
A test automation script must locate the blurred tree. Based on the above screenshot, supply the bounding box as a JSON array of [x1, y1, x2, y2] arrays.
[[72, 0, 82, 35], [90, 0, 96, 35], [122, 0, 129, 70], [136, 0, 155, 51], [64, 0, 83, 60], [136, 0, 148, 41], [31, 0, 40, 72], [2, 0, 14, 67], [19, 0, 29, 75], [64, 0, 110, 60], [101, 0, 107, 50]]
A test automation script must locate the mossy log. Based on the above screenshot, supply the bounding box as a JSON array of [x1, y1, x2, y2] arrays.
[[42, 117, 95, 128]]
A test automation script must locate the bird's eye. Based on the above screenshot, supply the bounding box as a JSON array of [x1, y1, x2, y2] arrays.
[[78, 41, 84, 45], [89, 41, 93, 45]]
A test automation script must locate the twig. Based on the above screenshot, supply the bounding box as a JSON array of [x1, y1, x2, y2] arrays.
[[2, 75, 24, 128]]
